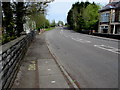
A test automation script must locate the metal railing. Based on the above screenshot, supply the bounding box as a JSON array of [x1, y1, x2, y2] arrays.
[[0, 31, 35, 89]]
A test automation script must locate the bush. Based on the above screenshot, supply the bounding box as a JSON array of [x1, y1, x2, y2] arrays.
[[2, 34, 17, 45]]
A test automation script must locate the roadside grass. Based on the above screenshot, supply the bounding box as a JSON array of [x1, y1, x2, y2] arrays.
[[45, 27, 55, 31]]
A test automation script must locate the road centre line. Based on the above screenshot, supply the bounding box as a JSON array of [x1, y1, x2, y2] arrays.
[[60, 30, 91, 43], [100, 45, 118, 50], [60, 30, 119, 54], [71, 37, 91, 43], [94, 45, 120, 54]]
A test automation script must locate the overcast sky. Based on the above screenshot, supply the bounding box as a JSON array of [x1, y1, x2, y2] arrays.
[[46, 0, 109, 24]]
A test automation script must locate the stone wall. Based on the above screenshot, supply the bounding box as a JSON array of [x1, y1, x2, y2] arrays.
[[0, 31, 35, 89]]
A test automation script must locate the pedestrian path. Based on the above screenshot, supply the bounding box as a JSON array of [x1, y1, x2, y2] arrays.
[[12, 33, 69, 88], [38, 59, 69, 88]]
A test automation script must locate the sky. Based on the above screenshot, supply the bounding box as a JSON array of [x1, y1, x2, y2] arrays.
[[46, 0, 109, 24]]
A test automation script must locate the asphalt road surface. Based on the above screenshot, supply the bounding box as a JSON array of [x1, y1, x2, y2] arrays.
[[46, 27, 118, 88]]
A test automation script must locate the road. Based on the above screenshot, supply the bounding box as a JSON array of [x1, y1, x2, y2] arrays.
[[45, 27, 118, 88]]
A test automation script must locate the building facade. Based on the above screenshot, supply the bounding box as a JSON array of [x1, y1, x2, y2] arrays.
[[98, 0, 120, 34]]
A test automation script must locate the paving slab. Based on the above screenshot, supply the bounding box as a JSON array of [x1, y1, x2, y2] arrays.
[[38, 59, 61, 76], [39, 74, 69, 88], [37, 59, 56, 66], [37, 59, 69, 88]]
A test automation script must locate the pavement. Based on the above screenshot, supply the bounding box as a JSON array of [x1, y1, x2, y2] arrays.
[[12, 32, 70, 88]]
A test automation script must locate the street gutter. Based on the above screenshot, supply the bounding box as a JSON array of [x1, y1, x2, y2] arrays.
[[45, 39, 80, 89]]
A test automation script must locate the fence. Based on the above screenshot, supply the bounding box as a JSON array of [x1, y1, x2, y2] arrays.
[[0, 31, 35, 89]]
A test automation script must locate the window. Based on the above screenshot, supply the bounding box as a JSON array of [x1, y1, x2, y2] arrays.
[[100, 13, 110, 22], [101, 26, 108, 29], [105, 26, 108, 29], [112, 12, 115, 22], [118, 11, 120, 22]]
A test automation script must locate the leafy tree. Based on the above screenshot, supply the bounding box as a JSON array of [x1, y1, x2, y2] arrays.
[[2, 0, 54, 44], [51, 20, 56, 27], [45, 19, 50, 28], [67, 1, 100, 32], [2, 2, 15, 37], [26, 2, 53, 29], [83, 3, 100, 31], [67, 10, 74, 29], [15, 2, 25, 37], [58, 21, 64, 26], [67, 2, 88, 31], [2, 2, 16, 44]]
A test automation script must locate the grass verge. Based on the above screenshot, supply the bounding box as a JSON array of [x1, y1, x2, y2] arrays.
[[45, 27, 55, 31]]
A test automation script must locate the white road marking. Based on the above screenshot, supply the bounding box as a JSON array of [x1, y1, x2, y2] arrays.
[[45, 61, 48, 63], [86, 41, 91, 43], [79, 39, 83, 40], [60, 31, 62, 34], [101, 45, 118, 50], [94, 45, 119, 54], [48, 69, 51, 71], [51, 81, 56, 83], [65, 36, 68, 37], [70, 36, 73, 38], [60, 30, 91, 43], [71, 38, 91, 43], [72, 38, 75, 40]]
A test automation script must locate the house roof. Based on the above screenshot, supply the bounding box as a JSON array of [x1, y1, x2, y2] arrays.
[[115, 1, 120, 8], [99, 1, 120, 12]]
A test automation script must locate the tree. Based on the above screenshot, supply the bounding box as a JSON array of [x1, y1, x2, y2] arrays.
[[83, 3, 100, 31], [2, 2, 16, 44], [67, 10, 74, 29], [67, 2, 88, 31], [2, 0, 54, 44], [15, 2, 25, 37], [2, 2, 15, 37], [51, 20, 56, 27], [45, 19, 50, 28], [26, 2, 53, 29], [67, 1, 100, 32], [58, 21, 64, 26]]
